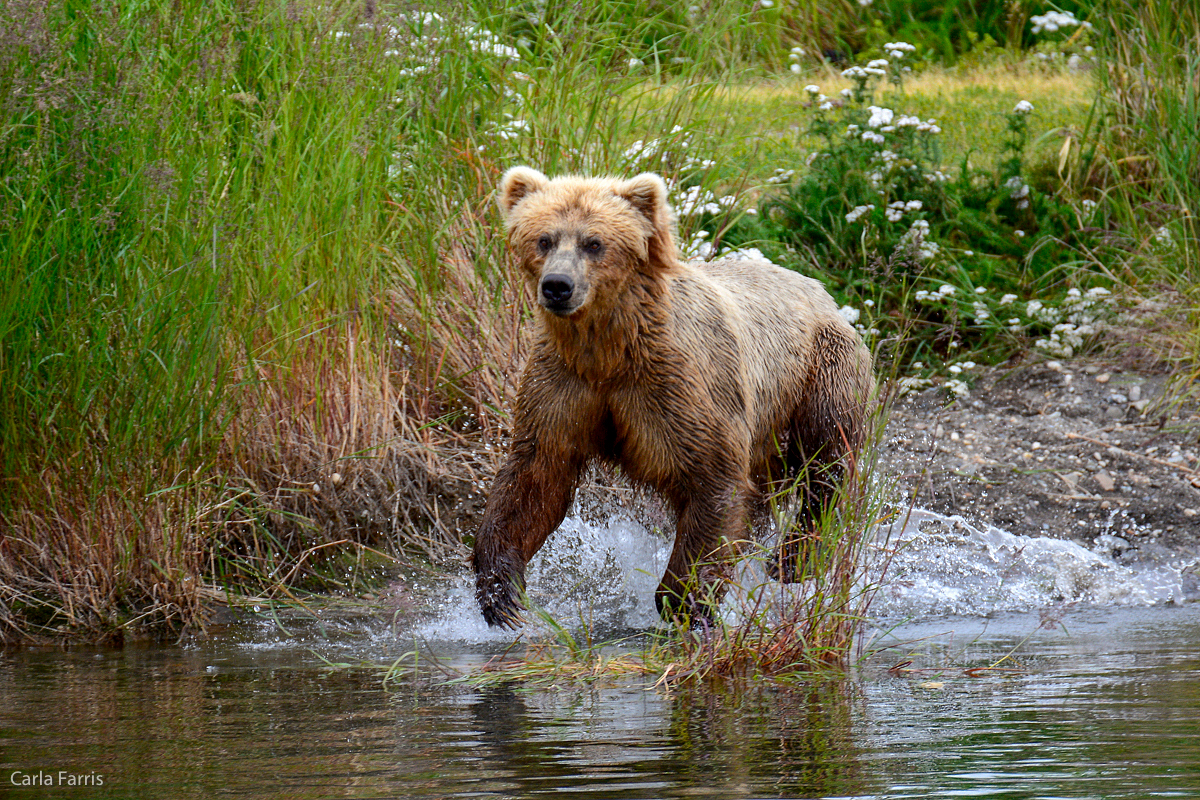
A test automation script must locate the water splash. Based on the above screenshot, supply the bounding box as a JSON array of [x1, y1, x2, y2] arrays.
[[413, 515, 671, 643], [869, 508, 1197, 619], [413, 507, 1197, 642]]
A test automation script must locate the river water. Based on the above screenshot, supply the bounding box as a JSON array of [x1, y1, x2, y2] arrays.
[[3, 510, 1199, 799]]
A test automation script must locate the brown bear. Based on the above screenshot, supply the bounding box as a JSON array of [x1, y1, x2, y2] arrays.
[[472, 166, 874, 628]]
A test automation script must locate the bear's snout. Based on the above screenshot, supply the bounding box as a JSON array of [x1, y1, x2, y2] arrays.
[[540, 274, 574, 307]]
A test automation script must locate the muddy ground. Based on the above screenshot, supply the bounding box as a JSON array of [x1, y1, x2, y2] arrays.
[[884, 356, 1200, 567]]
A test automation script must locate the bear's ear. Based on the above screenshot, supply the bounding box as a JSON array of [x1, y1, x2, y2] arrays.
[[618, 172, 678, 264], [617, 172, 668, 226], [498, 166, 550, 219]]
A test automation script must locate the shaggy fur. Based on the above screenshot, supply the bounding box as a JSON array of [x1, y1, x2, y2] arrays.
[[472, 167, 874, 627]]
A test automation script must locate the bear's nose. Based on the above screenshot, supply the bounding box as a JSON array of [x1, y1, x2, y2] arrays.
[[540, 274, 574, 306]]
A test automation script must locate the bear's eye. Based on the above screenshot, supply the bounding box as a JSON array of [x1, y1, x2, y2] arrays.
[[582, 238, 603, 255], [536, 235, 553, 253]]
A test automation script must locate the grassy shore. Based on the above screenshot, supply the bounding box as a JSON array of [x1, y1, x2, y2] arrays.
[[1, 0, 1195, 656]]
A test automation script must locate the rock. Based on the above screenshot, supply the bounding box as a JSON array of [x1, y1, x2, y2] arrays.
[[1095, 534, 1131, 555], [1129, 384, 1142, 402], [1095, 372, 1111, 384], [1093, 471, 1116, 492]]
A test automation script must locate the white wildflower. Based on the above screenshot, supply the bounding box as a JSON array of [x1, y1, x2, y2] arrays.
[[1030, 10, 1090, 35], [845, 204, 874, 223], [1013, 100, 1034, 114], [867, 106, 894, 128]]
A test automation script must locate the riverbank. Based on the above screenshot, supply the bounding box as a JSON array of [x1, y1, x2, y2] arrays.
[[886, 354, 1200, 570]]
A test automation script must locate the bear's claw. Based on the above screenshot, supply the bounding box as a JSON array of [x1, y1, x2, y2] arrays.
[[476, 572, 525, 628]]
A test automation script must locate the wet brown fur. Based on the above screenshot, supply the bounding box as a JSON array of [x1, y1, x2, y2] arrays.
[[472, 167, 874, 627]]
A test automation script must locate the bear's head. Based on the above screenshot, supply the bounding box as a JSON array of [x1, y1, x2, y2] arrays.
[[497, 167, 679, 318]]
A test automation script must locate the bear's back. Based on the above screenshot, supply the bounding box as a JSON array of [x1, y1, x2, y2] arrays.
[[681, 255, 868, 457]]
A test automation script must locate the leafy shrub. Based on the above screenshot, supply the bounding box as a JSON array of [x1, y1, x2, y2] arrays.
[[718, 48, 1106, 368]]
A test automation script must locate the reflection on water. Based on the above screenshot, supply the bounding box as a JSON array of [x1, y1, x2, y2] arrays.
[[3, 606, 1199, 799]]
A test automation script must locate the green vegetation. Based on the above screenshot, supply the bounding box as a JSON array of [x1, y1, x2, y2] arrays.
[[1, 0, 1195, 660]]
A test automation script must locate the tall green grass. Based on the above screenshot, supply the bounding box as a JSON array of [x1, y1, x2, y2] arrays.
[[0, 0, 412, 639], [0, 0, 785, 642], [1091, 0, 1199, 282]]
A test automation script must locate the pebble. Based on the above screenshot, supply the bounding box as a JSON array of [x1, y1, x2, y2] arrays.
[[1046, 360, 1063, 371], [1093, 471, 1116, 492], [1095, 372, 1111, 384], [1129, 384, 1142, 402]]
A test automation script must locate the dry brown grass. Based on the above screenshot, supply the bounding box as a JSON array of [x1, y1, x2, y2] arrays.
[[1, 476, 203, 644]]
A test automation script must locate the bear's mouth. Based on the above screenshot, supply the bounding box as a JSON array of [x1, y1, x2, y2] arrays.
[[540, 298, 581, 316]]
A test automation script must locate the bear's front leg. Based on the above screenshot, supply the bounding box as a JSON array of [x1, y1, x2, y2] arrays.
[[654, 490, 747, 625], [472, 436, 588, 628]]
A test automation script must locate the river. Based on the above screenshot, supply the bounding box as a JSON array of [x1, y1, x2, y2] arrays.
[[3, 510, 1198, 799]]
